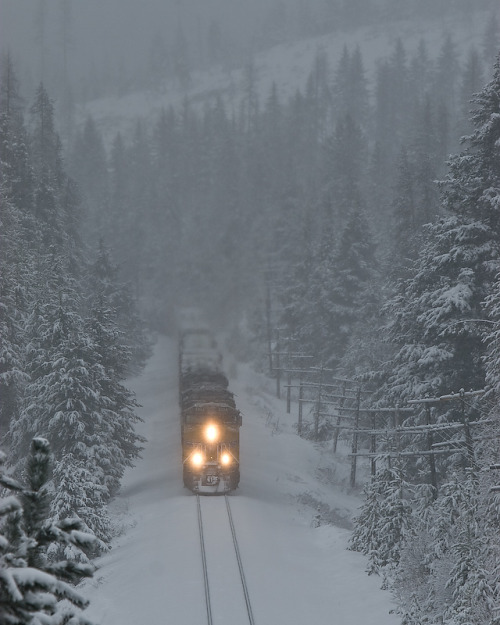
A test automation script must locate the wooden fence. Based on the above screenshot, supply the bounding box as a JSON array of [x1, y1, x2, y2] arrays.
[[268, 338, 488, 489]]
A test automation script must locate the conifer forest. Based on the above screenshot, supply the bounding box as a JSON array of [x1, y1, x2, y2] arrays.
[[1, 0, 500, 623]]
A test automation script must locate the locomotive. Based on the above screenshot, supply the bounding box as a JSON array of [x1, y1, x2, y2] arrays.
[[179, 328, 241, 493]]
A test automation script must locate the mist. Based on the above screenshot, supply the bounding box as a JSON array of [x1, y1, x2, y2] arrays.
[[2, 1, 500, 624]]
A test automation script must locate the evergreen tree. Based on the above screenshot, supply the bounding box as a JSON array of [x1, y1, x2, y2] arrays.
[[0, 55, 34, 214], [374, 39, 410, 153], [320, 113, 367, 232], [433, 34, 461, 124], [389, 146, 417, 272], [381, 53, 500, 403], [108, 130, 130, 262], [10, 254, 143, 539], [430, 472, 495, 624], [328, 203, 378, 369], [332, 45, 370, 127], [0, 58, 35, 443], [332, 45, 351, 120], [147, 31, 170, 90], [70, 115, 108, 239], [409, 39, 434, 100], [0, 438, 96, 625], [30, 83, 63, 184], [173, 23, 191, 90], [481, 13, 500, 67], [484, 272, 500, 401], [350, 468, 413, 577]]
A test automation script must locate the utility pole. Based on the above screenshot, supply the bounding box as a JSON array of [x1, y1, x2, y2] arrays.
[[298, 374, 304, 436], [314, 363, 324, 440], [460, 388, 476, 470], [265, 279, 273, 376], [350, 387, 362, 488], [275, 328, 281, 399], [426, 403, 438, 496]]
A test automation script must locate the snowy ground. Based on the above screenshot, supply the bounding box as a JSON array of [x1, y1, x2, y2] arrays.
[[82, 335, 400, 624]]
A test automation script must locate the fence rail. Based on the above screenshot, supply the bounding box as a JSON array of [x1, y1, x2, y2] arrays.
[[266, 328, 487, 490]]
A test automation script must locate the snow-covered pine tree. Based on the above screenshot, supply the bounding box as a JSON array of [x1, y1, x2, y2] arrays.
[[328, 202, 378, 371], [0, 57, 36, 443], [0, 192, 26, 438], [389, 146, 417, 275], [0, 438, 96, 625], [481, 267, 500, 623], [9, 263, 124, 540], [381, 52, 500, 405], [70, 114, 108, 241], [320, 113, 367, 234], [393, 483, 437, 623], [0, 54, 34, 216], [350, 468, 413, 578], [432, 34, 461, 128], [88, 240, 151, 375], [332, 45, 370, 128], [429, 471, 495, 624], [459, 47, 484, 136]]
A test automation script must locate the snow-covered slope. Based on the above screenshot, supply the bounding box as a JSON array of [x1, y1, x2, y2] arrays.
[[79, 10, 490, 147], [82, 336, 400, 624]]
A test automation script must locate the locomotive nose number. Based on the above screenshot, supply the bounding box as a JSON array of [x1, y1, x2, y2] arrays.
[[204, 474, 219, 485]]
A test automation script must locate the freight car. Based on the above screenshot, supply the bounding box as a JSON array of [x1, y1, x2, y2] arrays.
[[179, 328, 241, 493]]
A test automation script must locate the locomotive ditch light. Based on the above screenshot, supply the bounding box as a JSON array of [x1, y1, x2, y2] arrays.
[[191, 452, 204, 467], [205, 424, 219, 443], [221, 452, 232, 466]]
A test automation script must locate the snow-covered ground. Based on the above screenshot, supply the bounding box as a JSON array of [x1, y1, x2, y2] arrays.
[[82, 335, 400, 624]]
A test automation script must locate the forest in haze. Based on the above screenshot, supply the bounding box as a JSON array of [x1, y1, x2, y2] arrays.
[[1, 0, 500, 623]]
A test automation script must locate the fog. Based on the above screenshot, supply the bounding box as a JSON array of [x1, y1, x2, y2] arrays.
[[2, 4, 500, 621], [1, 0, 320, 97], [1, 0, 498, 334], [4, 0, 495, 103]]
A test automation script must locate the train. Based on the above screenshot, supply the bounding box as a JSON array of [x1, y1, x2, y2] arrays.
[[179, 326, 241, 493]]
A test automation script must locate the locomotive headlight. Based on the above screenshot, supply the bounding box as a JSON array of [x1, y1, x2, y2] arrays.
[[221, 452, 232, 466], [191, 452, 204, 467], [205, 424, 219, 442]]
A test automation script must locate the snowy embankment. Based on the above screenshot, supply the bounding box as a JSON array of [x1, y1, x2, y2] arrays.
[[82, 335, 400, 624]]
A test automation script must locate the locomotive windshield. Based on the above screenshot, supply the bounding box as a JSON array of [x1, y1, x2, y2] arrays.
[[183, 403, 241, 425]]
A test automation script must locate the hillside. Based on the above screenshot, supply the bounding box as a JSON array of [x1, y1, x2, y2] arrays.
[[79, 10, 491, 146]]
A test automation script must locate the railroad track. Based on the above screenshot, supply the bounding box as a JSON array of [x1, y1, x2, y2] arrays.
[[196, 494, 256, 625]]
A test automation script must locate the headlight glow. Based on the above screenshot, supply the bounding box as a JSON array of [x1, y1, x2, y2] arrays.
[[205, 424, 219, 442], [191, 452, 204, 467], [221, 452, 231, 466]]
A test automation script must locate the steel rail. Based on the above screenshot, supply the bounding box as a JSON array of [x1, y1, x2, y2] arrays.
[[224, 495, 256, 625], [196, 494, 213, 625], [196, 494, 256, 625]]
